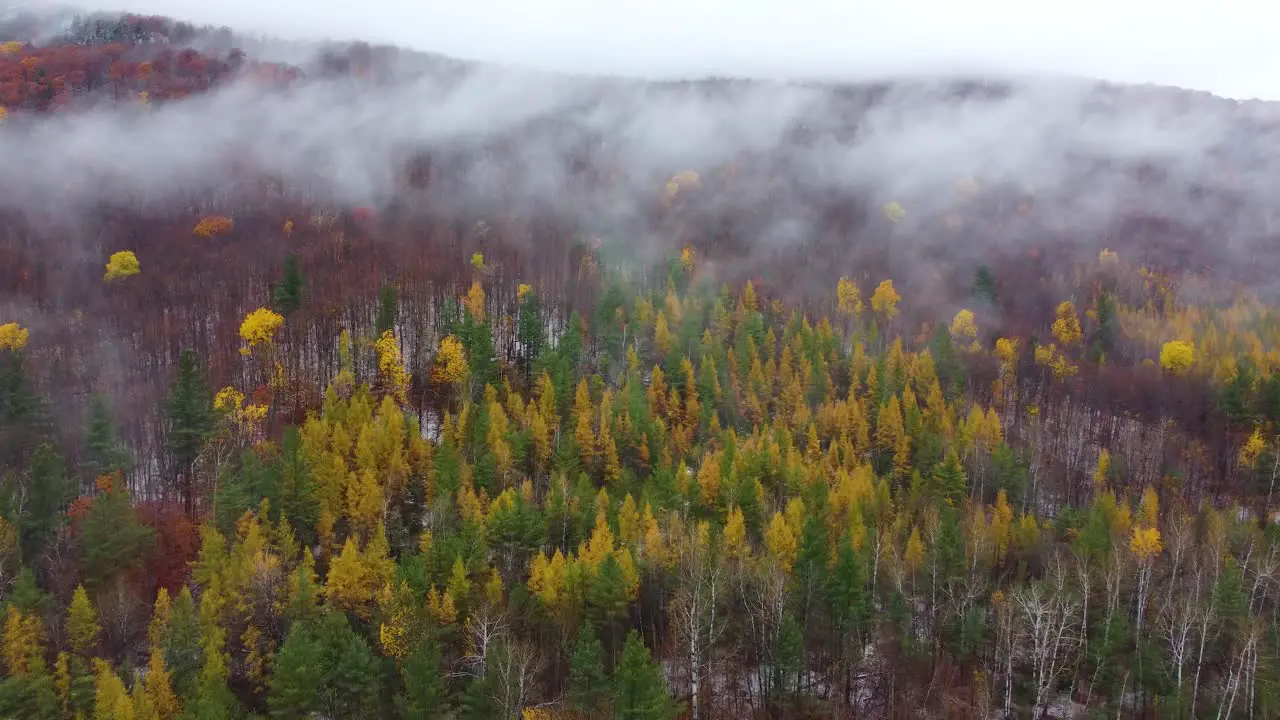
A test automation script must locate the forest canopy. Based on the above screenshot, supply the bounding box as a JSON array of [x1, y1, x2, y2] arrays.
[[1, 9, 1280, 720]]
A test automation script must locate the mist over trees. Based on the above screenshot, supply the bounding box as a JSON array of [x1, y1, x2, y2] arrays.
[[1, 9, 1280, 720]]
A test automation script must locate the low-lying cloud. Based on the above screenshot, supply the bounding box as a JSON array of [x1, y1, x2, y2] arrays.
[[17, 0, 1280, 100], [0, 0, 1278, 296]]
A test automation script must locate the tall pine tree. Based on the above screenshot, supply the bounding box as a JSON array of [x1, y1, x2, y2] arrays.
[[375, 282, 399, 337], [612, 631, 676, 720], [567, 623, 608, 717], [83, 394, 131, 482], [395, 638, 447, 720], [272, 252, 305, 317], [165, 350, 213, 516]]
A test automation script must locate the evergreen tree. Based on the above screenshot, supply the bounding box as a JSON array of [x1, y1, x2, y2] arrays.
[[0, 349, 51, 468], [272, 252, 304, 317], [1220, 360, 1258, 429], [217, 428, 319, 542], [456, 313, 497, 399], [165, 350, 214, 516], [185, 668, 240, 720], [457, 673, 497, 720], [930, 449, 967, 504], [612, 631, 676, 720], [212, 446, 273, 536], [395, 639, 447, 720], [928, 328, 964, 398], [1086, 291, 1117, 362], [1214, 555, 1249, 640], [83, 393, 131, 482], [315, 612, 383, 719], [516, 288, 545, 385], [79, 476, 155, 588], [285, 549, 321, 625], [375, 282, 399, 337], [585, 554, 629, 648], [163, 588, 203, 700], [971, 265, 998, 306], [793, 515, 829, 610], [2, 442, 74, 563], [1259, 373, 1280, 425], [567, 624, 608, 717], [0, 655, 61, 720], [826, 538, 869, 649], [267, 622, 323, 719], [770, 612, 804, 711], [594, 281, 628, 365], [931, 504, 965, 585], [991, 444, 1027, 505]]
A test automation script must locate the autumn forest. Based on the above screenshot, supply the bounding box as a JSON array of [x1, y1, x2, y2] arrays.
[[2, 10, 1280, 720]]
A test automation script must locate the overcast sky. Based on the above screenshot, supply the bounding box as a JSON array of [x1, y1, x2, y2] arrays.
[[22, 1, 1278, 100]]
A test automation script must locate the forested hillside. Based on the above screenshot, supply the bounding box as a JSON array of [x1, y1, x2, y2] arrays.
[[1, 10, 1280, 720]]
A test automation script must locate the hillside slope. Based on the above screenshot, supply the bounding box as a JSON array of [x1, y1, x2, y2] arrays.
[[0, 10, 1279, 720]]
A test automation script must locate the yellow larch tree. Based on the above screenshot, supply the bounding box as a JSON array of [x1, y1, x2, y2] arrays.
[[463, 280, 486, 321], [994, 337, 1019, 374], [950, 309, 977, 346], [1, 605, 42, 676], [92, 658, 135, 720], [696, 450, 722, 508], [654, 312, 673, 357], [1137, 486, 1159, 530], [871, 280, 901, 322], [723, 506, 749, 562], [345, 468, 384, 539], [446, 555, 473, 610], [1094, 448, 1111, 489], [837, 277, 863, 317], [990, 490, 1015, 564], [1159, 340, 1195, 375], [239, 308, 284, 356], [426, 587, 458, 625], [326, 536, 374, 618], [0, 322, 29, 351], [876, 396, 905, 458], [1051, 301, 1083, 346], [640, 503, 667, 568], [483, 567, 504, 607], [67, 584, 101, 657], [904, 526, 926, 574], [135, 648, 181, 720], [1239, 427, 1267, 469], [375, 330, 411, 403], [681, 246, 696, 274], [740, 280, 758, 313], [883, 201, 906, 224], [104, 250, 141, 282], [432, 335, 469, 387], [617, 494, 641, 547], [763, 511, 798, 573], [148, 588, 171, 650]]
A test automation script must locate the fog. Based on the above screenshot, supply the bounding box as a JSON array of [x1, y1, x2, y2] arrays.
[[1, 0, 1278, 293], [19, 0, 1279, 100]]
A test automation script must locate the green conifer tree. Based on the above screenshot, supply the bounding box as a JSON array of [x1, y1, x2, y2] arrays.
[[83, 394, 131, 481], [612, 630, 676, 720], [375, 282, 399, 337], [567, 624, 608, 717], [272, 252, 304, 317], [395, 638, 448, 720], [165, 350, 214, 516]]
